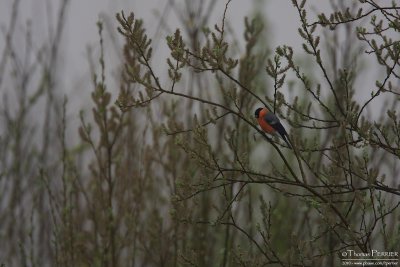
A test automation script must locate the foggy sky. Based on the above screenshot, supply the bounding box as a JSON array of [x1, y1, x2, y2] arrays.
[[0, 0, 383, 123]]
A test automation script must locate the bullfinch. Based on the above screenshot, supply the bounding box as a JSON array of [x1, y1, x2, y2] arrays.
[[254, 107, 292, 149]]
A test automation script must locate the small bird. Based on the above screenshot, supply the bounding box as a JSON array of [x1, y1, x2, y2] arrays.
[[254, 107, 292, 149]]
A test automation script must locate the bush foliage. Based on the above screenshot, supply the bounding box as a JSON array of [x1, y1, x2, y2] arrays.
[[0, 0, 399, 266]]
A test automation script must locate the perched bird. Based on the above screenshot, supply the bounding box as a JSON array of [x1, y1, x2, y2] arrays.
[[254, 107, 292, 149]]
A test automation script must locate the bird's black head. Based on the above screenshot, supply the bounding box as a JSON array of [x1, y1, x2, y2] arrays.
[[254, 107, 263, 118]]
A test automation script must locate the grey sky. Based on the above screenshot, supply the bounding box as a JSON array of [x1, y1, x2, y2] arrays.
[[0, 0, 386, 122], [0, 0, 324, 85]]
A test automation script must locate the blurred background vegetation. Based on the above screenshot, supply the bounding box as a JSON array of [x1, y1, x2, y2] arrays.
[[0, 0, 399, 266]]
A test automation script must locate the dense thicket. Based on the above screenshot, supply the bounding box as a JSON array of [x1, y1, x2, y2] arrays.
[[0, 0, 399, 266]]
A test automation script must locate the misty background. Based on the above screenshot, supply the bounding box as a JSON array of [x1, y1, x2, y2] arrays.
[[1, 0, 379, 125], [0, 0, 398, 266]]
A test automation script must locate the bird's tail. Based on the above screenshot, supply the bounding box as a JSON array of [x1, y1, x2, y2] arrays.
[[279, 133, 292, 149]]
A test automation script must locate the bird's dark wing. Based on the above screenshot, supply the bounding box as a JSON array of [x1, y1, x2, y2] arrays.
[[263, 112, 280, 126], [263, 112, 292, 149], [263, 112, 287, 136]]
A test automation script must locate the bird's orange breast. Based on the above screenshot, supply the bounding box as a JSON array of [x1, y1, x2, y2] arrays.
[[257, 108, 275, 134], [258, 117, 275, 133]]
